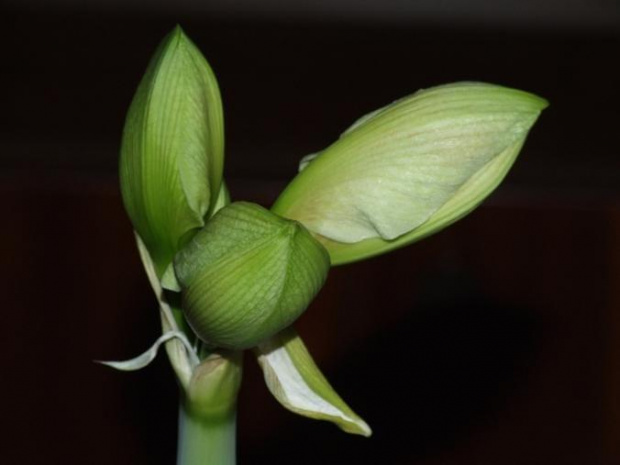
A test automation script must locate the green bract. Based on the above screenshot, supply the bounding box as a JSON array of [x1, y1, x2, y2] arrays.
[[120, 26, 224, 275], [272, 82, 548, 265], [256, 327, 371, 436], [173, 202, 330, 350]]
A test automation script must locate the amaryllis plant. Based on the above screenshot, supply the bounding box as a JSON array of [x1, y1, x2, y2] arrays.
[[102, 26, 547, 465]]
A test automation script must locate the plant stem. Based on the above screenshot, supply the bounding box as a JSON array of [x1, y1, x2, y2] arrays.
[[177, 401, 237, 465]]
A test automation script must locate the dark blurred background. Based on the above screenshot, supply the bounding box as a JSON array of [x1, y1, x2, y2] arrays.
[[2, 1, 619, 464]]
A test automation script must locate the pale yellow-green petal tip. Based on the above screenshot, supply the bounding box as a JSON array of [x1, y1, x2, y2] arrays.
[[335, 414, 372, 437], [514, 88, 549, 110], [286, 398, 371, 436]]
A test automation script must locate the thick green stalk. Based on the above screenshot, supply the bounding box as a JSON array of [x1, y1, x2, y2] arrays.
[[176, 351, 242, 465], [177, 402, 237, 465]]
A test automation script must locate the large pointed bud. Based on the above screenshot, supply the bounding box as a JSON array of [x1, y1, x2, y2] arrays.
[[119, 26, 224, 275], [170, 202, 330, 350], [272, 82, 547, 265]]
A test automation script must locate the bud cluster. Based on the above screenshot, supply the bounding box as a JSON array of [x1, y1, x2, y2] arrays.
[[120, 26, 546, 356]]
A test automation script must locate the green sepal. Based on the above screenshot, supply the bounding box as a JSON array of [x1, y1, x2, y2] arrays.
[[120, 25, 224, 274], [255, 327, 371, 437], [174, 202, 330, 350], [272, 82, 547, 265]]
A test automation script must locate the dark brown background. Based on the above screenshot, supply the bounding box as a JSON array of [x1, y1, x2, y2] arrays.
[[2, 2, 619, 464]]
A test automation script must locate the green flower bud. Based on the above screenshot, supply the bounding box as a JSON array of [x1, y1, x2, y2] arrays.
[[173, 202, 330, 350], [272, 82, 547, 265], [119, 26, 224, 274]]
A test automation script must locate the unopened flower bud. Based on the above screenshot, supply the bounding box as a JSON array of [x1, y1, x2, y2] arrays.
[[119, 26, 224, 274], [272, 82, 547, 265], [173, 202, 330, 349]]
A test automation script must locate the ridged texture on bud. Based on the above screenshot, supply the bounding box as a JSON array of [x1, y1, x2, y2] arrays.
[[120, 26, 224, 273], [272, 82, 547, 265], [174, 202, 330, 349]]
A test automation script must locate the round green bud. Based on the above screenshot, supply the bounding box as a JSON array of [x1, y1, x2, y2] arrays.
[[173, 202, 330, 350]]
